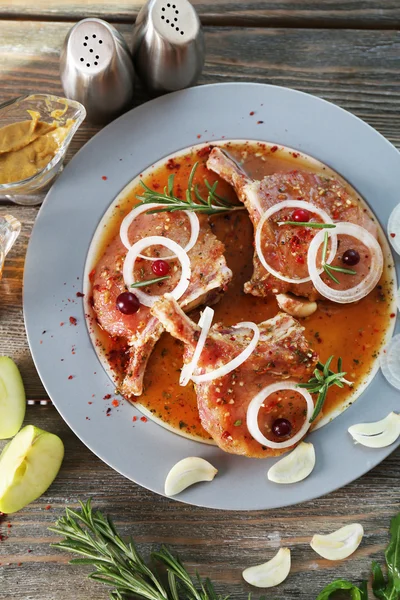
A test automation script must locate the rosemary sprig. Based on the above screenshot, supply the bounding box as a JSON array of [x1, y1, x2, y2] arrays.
[[321, 230, 357, 284], [50, 499, 228, 600], [298, 355, 353, 422], [277, 221, 336, 229], [131, 276, 170, 288], [136, 162, 244, 216]]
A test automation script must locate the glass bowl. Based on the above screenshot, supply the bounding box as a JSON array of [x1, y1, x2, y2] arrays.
[[0, 215, 21, 280], [0, 93, 86, 206]]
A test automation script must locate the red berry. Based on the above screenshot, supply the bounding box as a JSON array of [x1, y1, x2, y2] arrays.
[[292, 209, 311, 222], [342, 249, 360, 266], [152, 260, 170, 276], [272, 418, 292, 437], [116, 292, 140, 315]]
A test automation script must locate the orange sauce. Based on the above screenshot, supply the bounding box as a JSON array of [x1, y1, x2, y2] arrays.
[[90, 142, 396, 441]]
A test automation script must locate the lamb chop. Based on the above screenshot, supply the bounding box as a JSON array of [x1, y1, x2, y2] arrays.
[[207, 147, 378, 301], [151, 294, 318, 458], [91, 210, 232, 397]]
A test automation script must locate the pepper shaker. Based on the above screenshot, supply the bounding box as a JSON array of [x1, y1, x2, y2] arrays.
[[131, 0, 205, 94], [60, 18, 135, 124]]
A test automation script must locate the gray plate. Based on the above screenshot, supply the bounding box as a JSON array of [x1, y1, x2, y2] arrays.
[[24, 83, 400, 511]]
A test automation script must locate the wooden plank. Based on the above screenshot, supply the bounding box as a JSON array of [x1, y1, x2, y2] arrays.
[[2, 22, 400, 397], [0, 21, 399, 151], [0, 0, 400, 28], [0, 406, 399, 599]]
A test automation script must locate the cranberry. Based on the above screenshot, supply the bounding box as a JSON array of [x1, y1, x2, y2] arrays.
[[116, 292, 140, 315], [342, 249, 360, 266], [272, 418, 292, 437], [152, 259, 170, 276], [292, 209, 311, 222]]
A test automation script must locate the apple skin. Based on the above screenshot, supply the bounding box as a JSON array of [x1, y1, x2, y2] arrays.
[[0, 425, 64, 514], [0, 356, 26, 440]]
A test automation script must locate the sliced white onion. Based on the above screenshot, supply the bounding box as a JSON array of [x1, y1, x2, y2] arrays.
[[255, 200, 337, 284], [348, 412, 400, 448], [246, 382, 314, 449], [388, 203, 400, 255], [380, 334, 400, 391], [123, 236, 191, 307], [307, 222, 383, 304], [120, 203, 200, 260], [180, 307, 214, 386], [191, 322, 260, 384]]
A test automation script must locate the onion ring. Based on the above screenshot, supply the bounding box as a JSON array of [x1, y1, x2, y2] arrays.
[[255, 200, 337, 284], [191, 322, 260, 384], [120, 203, 199, 260], [180, 306, 214, 386], [246, 382, 314, 449], [388, 203, 400, 255], [123, 236, 191, 307], [307, 222, 383, 304], [380, 334, 400, 391]]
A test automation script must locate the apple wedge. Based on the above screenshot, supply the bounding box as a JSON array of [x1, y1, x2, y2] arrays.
[[0, 425, 64, 514], [0, 356, 26, 439]]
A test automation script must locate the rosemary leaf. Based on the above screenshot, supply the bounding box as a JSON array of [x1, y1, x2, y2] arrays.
[[131, 276, 170, 288], [325, 264, 357, 275], [278, 221, 336, 229], [323, 264, 341, 285]]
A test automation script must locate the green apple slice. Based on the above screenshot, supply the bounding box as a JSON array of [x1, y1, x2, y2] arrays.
[[0, 425, 64, 514], [0, 356, 26, 439]]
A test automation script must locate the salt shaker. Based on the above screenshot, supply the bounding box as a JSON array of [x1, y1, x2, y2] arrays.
[[131, 0, 205, 94], [60, 18, 135, 124]]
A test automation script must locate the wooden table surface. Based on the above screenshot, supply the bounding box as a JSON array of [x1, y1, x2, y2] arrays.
[[1, 2, 400, 599]]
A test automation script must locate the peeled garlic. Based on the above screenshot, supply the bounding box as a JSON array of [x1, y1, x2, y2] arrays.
[[164, 457, 217, 497], [310, 524, 363, 561], [276, 293, 317, 318], [268, 442, 315, 484], [348, 412, 400, 448], [242, 548, 291, 588]]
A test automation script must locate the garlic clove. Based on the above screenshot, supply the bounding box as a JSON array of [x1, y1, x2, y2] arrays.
[[164, 457, 218, 497], [276, 293, 317, 318], [348, 412, 400, 448], [242, 548, 291, 588], [310, 524, 363, 561], [267, 442, 315, 484]]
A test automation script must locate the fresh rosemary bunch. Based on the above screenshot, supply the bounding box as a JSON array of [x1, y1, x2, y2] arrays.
[[321, 230, 356, 284], [49, 499, 228, 600], [136, 162, 244, 216], [299, 355, 353, 423]]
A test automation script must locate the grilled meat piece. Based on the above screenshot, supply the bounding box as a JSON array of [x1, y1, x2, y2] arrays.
[[152, 294, 318, 458], [91, 210, 232, 397]]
